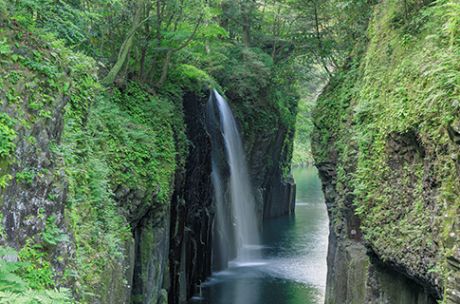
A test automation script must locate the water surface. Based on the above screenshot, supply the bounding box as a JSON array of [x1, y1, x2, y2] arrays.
[[191, 166, 328, 304]]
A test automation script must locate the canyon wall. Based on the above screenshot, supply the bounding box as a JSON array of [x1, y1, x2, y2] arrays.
[[169, 92, 213, 304], [312, 1, 459, 302], [0, 19, 297, 303]]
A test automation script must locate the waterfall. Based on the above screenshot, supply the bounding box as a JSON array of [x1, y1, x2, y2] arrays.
[[207, 89, 260, 267]]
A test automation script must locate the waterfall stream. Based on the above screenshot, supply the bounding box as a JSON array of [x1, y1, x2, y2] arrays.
[[208, 89, 261, 266], [198, 90, 328, 304]]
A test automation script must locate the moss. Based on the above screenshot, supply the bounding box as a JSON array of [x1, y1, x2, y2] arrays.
[[15, 169, 35, 185], [347, 246, 370, 303], [0, 16, 189, 303], [0, 113, 16, 189], [172, 64, 219, 92], [313, 0, 460, 294], [107, 83, 178, 205], [59, 84, 182, 300], [141, 231, 155, 279]]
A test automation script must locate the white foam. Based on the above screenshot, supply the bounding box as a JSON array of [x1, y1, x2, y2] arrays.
[[229, 261, 267, 268]]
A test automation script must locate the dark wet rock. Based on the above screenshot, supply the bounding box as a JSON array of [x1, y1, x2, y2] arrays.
[[131, 207, 170, 304], [244, 110, 296, 220], [169, 91, 213, 304]]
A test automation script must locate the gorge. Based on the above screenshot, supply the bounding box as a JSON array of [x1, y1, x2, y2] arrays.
[[0, 0, 459, 304]]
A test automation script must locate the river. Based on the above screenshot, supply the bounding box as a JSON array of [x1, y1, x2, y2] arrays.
[[191, 166, 329, 304]]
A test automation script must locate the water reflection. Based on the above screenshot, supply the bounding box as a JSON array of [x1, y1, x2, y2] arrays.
[[191, 167, 328, 304]]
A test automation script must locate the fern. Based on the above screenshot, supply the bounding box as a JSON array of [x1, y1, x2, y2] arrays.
[[0, 247, 27, 293], [0, 289, 73, 304], [0, 247, 74, 303]]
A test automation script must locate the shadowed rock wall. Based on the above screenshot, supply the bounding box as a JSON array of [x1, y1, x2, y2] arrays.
[[169, 92, 213, 304]]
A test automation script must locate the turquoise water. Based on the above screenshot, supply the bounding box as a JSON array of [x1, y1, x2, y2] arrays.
[[191, 167, 329, 304]]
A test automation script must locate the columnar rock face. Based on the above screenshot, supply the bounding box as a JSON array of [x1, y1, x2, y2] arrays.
[[169, 92, 213, 304], [445, 128, 460, 304], [130, 208, 170, 304], [312, 1, 459, 303], [249, 126, 296, 219], [316, 161, 438, 304]]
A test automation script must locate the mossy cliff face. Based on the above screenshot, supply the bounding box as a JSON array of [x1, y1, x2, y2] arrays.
[[0, 19, 186, 303], [312, 0, 459, 303], [0, 12, 298, 304]]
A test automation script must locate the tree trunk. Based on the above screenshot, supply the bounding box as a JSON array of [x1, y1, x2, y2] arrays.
[[155, 14, 203, 88], [312, 0, 332, 77], [102, 0, 144, 86], [139, 2, 152, 80], [240, 0, 254, 47], [156, 50, 172, 88]]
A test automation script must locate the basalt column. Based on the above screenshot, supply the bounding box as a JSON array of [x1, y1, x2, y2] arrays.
[[169, 92, 214, 304]]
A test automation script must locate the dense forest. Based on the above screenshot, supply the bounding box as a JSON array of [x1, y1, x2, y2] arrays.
[[0, 0, 459, 303]]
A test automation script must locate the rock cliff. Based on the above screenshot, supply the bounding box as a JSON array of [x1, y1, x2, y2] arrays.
[[227, 90, 297, 220], [169, 91, 213, 304], [0, 20, 297, 303], [312, 1, 459, 302]]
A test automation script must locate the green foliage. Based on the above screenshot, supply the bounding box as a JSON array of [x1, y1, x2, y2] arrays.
[[42, 216, 67, 246], [292, 98, 315, 167], [0, 0, 6, 18], [58, 93, 132, 300], [18, 242, 55, 290], [0, 38, 11, 56], [434, 0, 460, 46], [7, 0, 90, 45], [0, 247, 27, 293], [0, 289, 73, 304], [0, 246, 74, 303], [105, 83, 178, 204], [313, 0, 460, 293], [15, 170, 35, 185], [213, 46, 274, 101], [55, 79, 184, 300], [173, 64, 217, 91], [0, 113, 16, 159]]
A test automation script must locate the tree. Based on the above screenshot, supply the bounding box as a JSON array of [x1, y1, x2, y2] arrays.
[[240, 0, 257, 47], [102, 0, 146, 86]]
